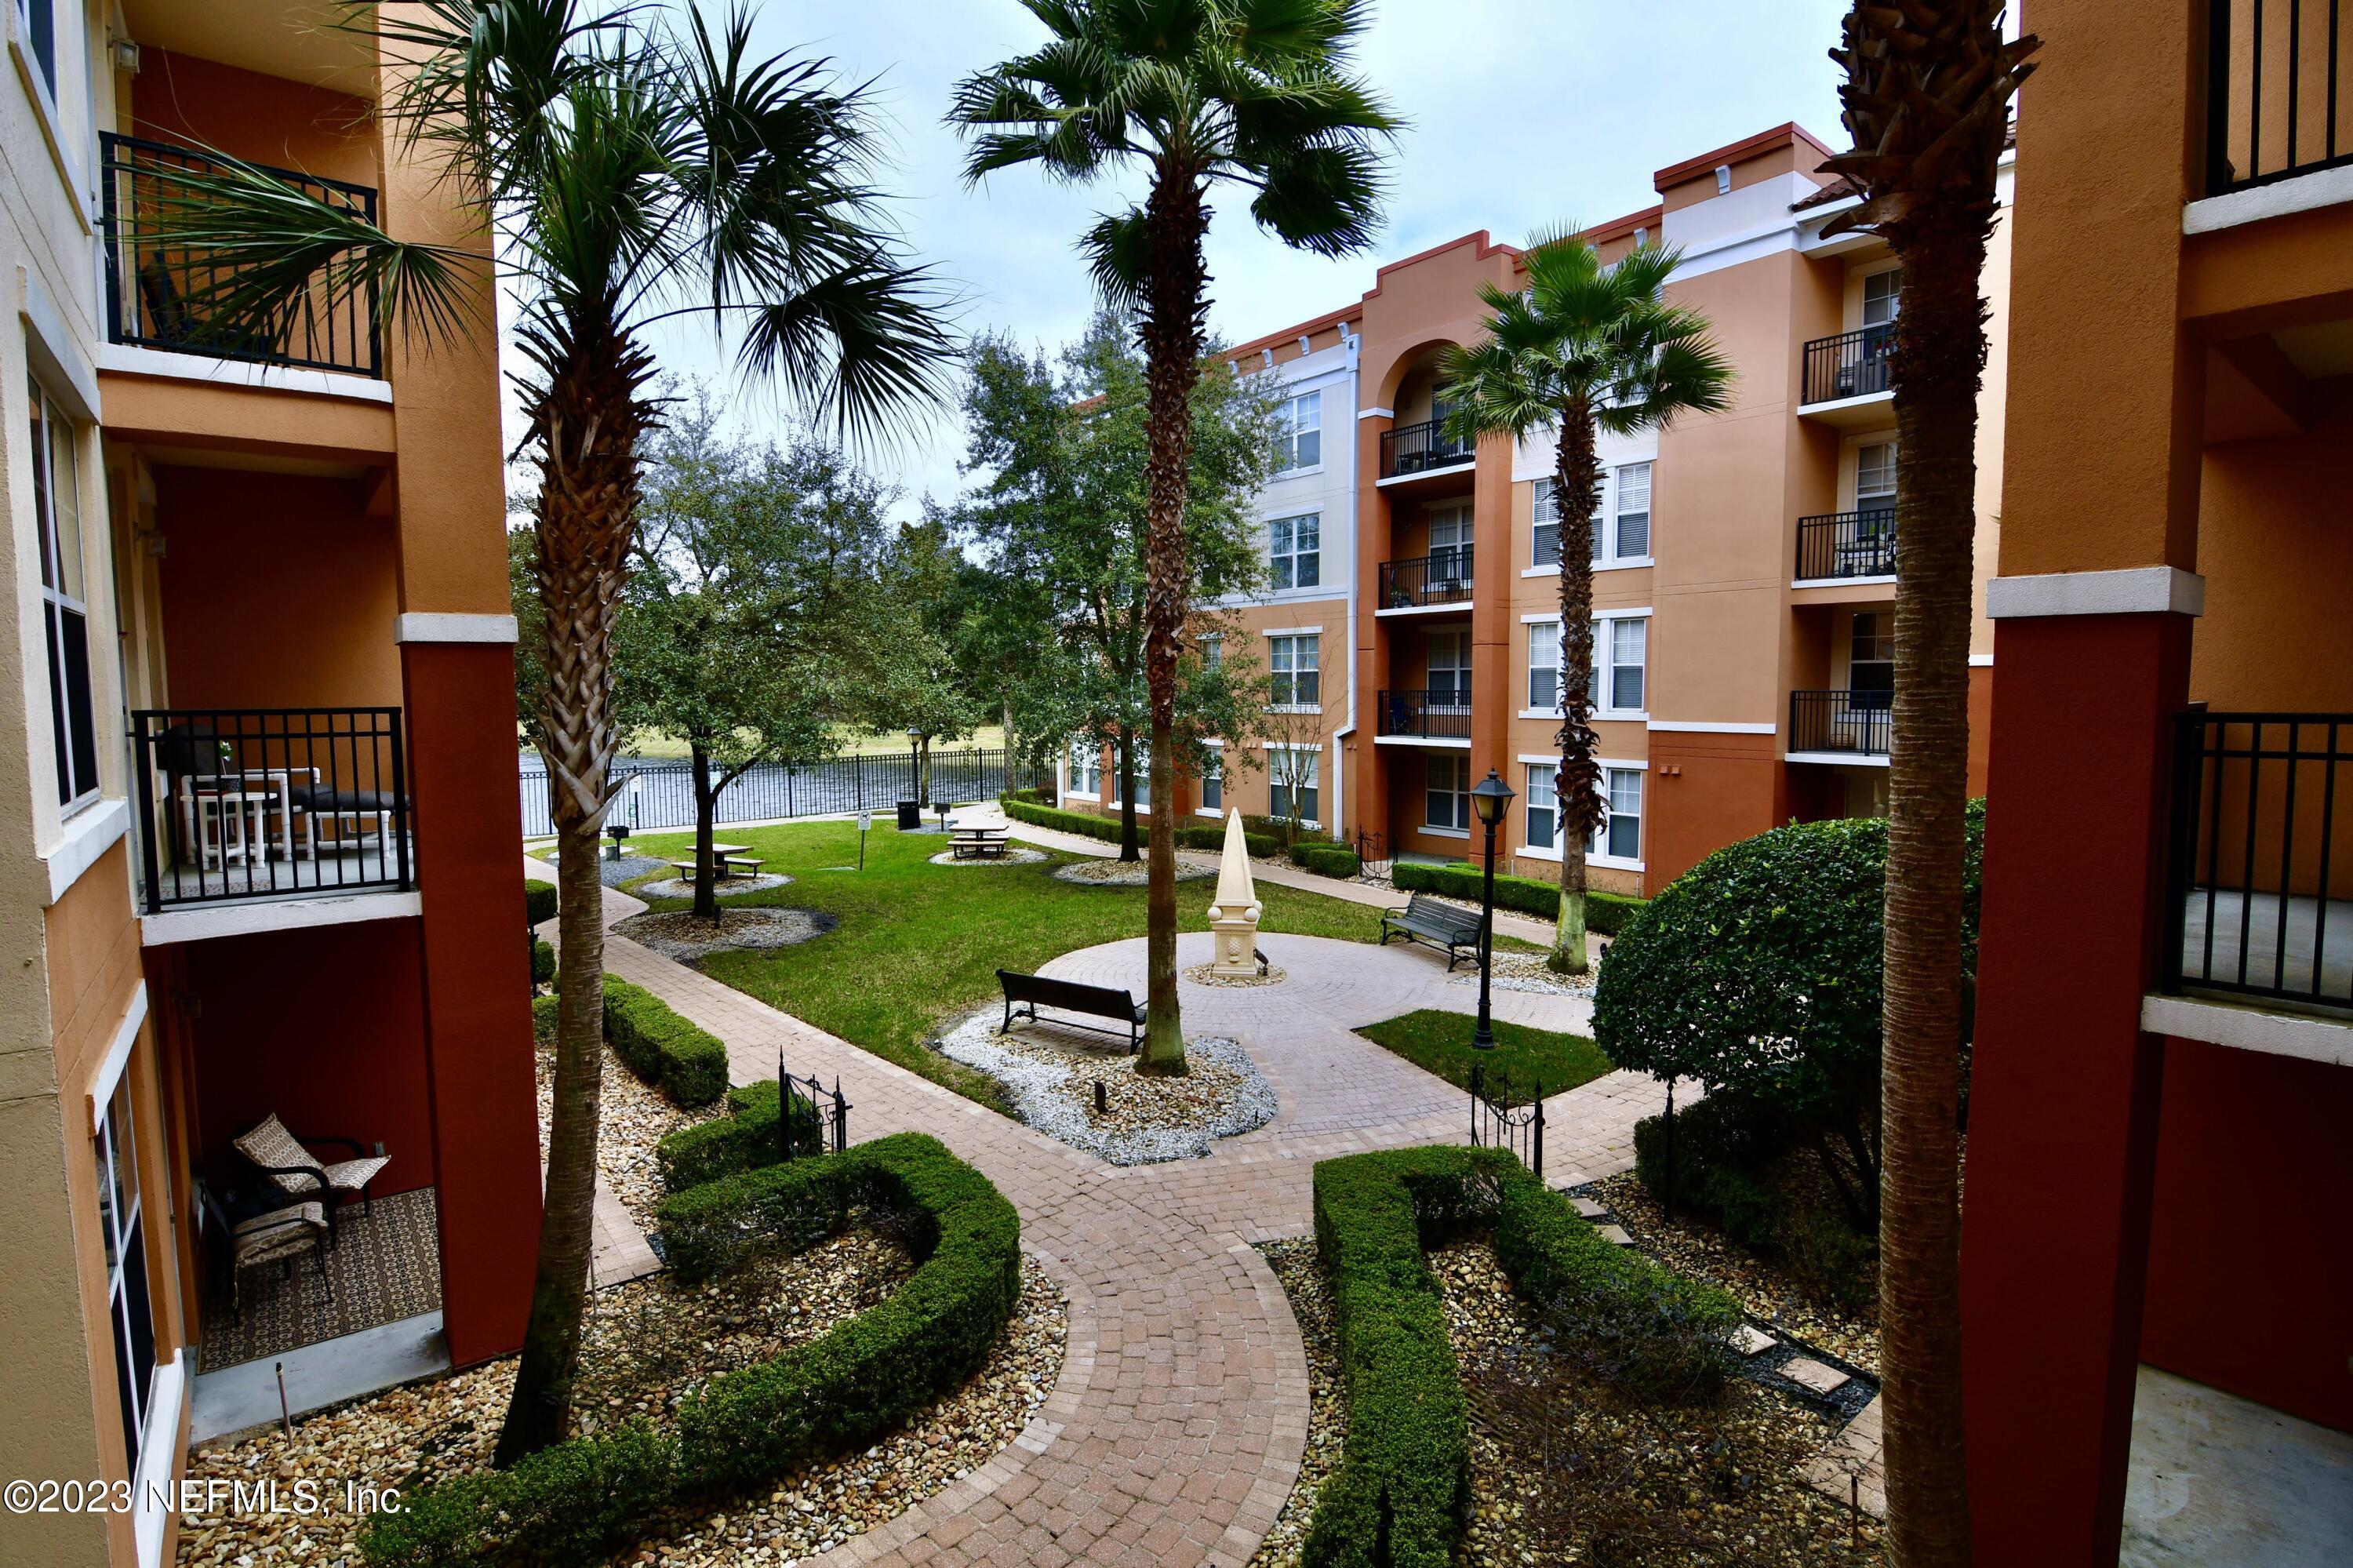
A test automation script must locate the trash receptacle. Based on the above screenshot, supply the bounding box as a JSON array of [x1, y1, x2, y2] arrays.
[[896, 800, 922, 831]]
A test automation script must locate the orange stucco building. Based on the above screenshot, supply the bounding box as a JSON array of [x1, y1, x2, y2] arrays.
[[2, 5, 536, 1563], [1061, 124, 2006, 894]]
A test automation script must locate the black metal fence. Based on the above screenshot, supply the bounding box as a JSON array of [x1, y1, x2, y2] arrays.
[[1380, 417, 1474, 478], [1468, 1061, 1545, 1184], [1355, 829, 1395, 882], [133, 708, 410, 911], [100, 133, 384, 377], [1376, 689, 1475, 741], [1795, 508, 1897, 580], [1788, 689, 1893, 759], [1801, 324, 1896, 406], [1378, 546, 1476, 609], [777, 1051, 853, 1161], [2164, 711, 2353, 1012], [2208, 0, 2351, 194], [526, 747, 1042, 839]]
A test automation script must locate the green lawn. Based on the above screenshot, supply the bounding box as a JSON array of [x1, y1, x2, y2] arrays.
[[620, 820, 1390, 1108], [1354, 1008, 1614, 1106]]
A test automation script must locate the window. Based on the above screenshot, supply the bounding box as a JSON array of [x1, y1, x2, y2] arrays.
[[31, 376, 99, 809], [1122, 738, 1150, 807], [1274, 390, 1322, 472], [1856, 442, 1897, 505], [1269, 512, 1320, 590], [1067, 737, 1102, 797], [1425, 752, 1470, 831], [1863, 268, 1902, 327], [1427, 629, 1471, 709], [1849, 612, 1893, 711], [1271, 746, 1320, 824], [1525, 762, 1558, 850], [1270, 632, 1320, 708], [20, 0, 56, 94], [1612, 462, 1652, 558], [1587, 617, 1647, 714], [1528, 620, 1562, 711], [1532, 478, 1561, 567], [1199, 633, 1223, 671], [1200, 748, 1223, 813], [1427, 503, 1471, 580], [95, 1077, 157, 1482], [1587, 767, 1644, 861]]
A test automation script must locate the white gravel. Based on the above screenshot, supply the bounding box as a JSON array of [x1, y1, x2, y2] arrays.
[[1183, 962, 1287, 988], [1051, 857, 1215, 886], [936, 1009, 1276, 1164], [926, 846, 1049, 867], [632, 871, 795, 899], [1446, 951, 1598, 998]]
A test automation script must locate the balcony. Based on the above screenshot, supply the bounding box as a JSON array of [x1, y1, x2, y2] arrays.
[[2164, 711, 2353, 1013], [2206, 0, 2352, 195], [100, 133, 385, 378], [1788, 689, 1891, 762], [1379, 418, 1474, 480], [1377, 547, 1475, 613], [1799, 324, 1895, 420], [133, 708, 413, 914], [1375, 689, 1474, 744], [1796, 508, 1897, 581]]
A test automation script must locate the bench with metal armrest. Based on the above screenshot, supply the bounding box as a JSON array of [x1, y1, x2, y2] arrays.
[[996, 968, 1147, 1053], [1378, 892, 1486, 972]]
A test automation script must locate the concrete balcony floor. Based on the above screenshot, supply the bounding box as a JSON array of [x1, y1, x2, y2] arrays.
[[2124, 1365, 2353, 1566]]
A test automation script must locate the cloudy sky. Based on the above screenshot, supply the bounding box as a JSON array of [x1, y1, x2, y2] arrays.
[[601, 0, 1858, 517]]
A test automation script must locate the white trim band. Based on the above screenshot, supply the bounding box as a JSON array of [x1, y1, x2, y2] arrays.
[[2140, 993, 2353, 1068], [89, 982, 152, 1133], [44, 798, 131, 905], [1986, 566, 2204, 620], [1648, 720, 1777, 734], [397, 613, 520, 644], [1358, 406, 1395, 420], [2184, 163, 2353, 236]]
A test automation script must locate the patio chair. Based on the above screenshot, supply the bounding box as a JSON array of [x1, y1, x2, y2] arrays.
[[232, 1113, 390, 1230], [195, 1178, 331, 1326]]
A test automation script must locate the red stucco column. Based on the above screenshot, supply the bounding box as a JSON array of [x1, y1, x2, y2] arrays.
[[1960, 606, 2191, 1565], [1352, 414, 1394, 846], [402, 639, 543, 1366]]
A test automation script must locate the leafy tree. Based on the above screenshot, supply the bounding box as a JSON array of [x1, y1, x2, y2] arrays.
[[864, 516, 990, 807], [1440, 231, 1732, 976], [947, 311, 1278, 860], [620, 393, 902, 919], [954, 0, 1397, 1073], [1824, 6, 2038, 1555], [157, 0, 951, 1461]]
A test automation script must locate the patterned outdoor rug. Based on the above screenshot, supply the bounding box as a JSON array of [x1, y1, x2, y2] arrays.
[[198, 1187, 442, 1371]]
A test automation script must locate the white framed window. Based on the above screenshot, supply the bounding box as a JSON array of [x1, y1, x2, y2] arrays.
[[1856, 441, 1897, 505], [18, 0, 58, 94], [1067, 737, 1102, 798], [1269, 511, 1321, 590], [1270, 632, 1320, 708], [1587, 766, 1644, 863], [1274, 389, 1322, 473], [31, 373, 100, 810], [1527, 619, 1562, 711], [1863, 267, 1902, 327], [1427, 502, 1471, 580], [1269, 744, 1320, 824], [1525, 761, 1558, 851], [1532, 478, 1562, 567], [95, 1075, 158, 1484], [1587, 461, 1652, 564], [1427, 629, 1471, 709], [1587, 616, 1647, 715], [1425, 752, 1471, 832], [1199, 632, 1224, 671], [1198, 746, 1223, 815], [1849, 611, 1893, 711], [1119, 738, 1150, 808]]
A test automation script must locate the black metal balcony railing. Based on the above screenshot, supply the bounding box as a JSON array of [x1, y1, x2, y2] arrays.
[[132, 708, 411, 912], [1801, 323, 1896, 406], [100, 133, 384, 377], [1795, 508, 1897, 580], [1788, 689, 1892, 758], [1377, 689, 1474, 740], [2208, 0, 2351, 195], [1378, 546, 1475, 609], [1380, 418, 1475, 478], [2165, 712, 2353, 1012]]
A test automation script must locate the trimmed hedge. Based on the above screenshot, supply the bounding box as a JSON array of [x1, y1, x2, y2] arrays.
[[1304, 1145, 1742, 1567], [1389, 860, 1646, 933], [1177, 822, 1278, 857], [532, 993, 560, 1044], [998, 793, 1276, 857], [604, 976, 728, 1109], [364, 1133, 1020, 1568], [656, 1078, 823, 1192], [525, 878, 558, 927], [1289, 842, 1362, 879], [529, 936, 556, 988]]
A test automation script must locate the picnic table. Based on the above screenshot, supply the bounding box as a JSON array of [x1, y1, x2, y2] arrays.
[[948, 824, 1010, 860], [669, 842, 766, 879]]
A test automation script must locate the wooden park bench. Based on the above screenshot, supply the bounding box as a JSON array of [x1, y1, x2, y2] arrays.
[[1378, 892, 1485, 972], [997, 969, 1147, 1053]]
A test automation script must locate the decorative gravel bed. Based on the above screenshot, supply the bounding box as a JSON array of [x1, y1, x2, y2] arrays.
[[176, 1245, 1068, 1568], [1050, 857, 1216, 886], [1585, 1170, 1882, 1374], [614, 905, 836, 962], [926, 846, 1049, 866], [1183, 961, 1287, 988], [1246, 1240, 1343, 1568], [598, 852, 671, 888], [631, 871, 796, 900], [936, 1009, 1276, 1163], [534, 1035, 714, 1229], [1446, 950, 1598, 998]]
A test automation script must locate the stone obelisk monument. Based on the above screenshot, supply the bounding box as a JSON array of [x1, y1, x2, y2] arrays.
[[1206, 809, 1263, 978]]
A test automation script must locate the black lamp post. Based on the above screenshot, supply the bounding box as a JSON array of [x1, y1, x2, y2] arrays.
[[1468, 769, 1515, 1051]]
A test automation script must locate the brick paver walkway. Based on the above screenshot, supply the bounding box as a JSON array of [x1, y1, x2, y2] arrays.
[[534, 856, 1666, 1566]]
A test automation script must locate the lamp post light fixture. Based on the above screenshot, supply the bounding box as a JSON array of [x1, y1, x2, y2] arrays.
[[1467, 769, 1516, 1051]]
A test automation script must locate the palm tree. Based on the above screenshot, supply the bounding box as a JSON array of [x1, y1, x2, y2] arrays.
[[1821, 5, 2038, 1561], [1439, 233, 1731, 975], [158, 0, 951, 1461], [951, 0, 1398, 1075]]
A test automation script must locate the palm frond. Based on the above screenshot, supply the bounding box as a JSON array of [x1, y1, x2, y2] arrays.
[[1079, 207, 1151, 312]]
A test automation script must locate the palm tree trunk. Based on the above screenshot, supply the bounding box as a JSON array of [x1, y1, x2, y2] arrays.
[[496, 318, 650, 1466], [691, 740, 719, 923], [1135, 167, 1208, 1076], [1879, 215, 1984, 1563], [1551, 402, 1604, 975]]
